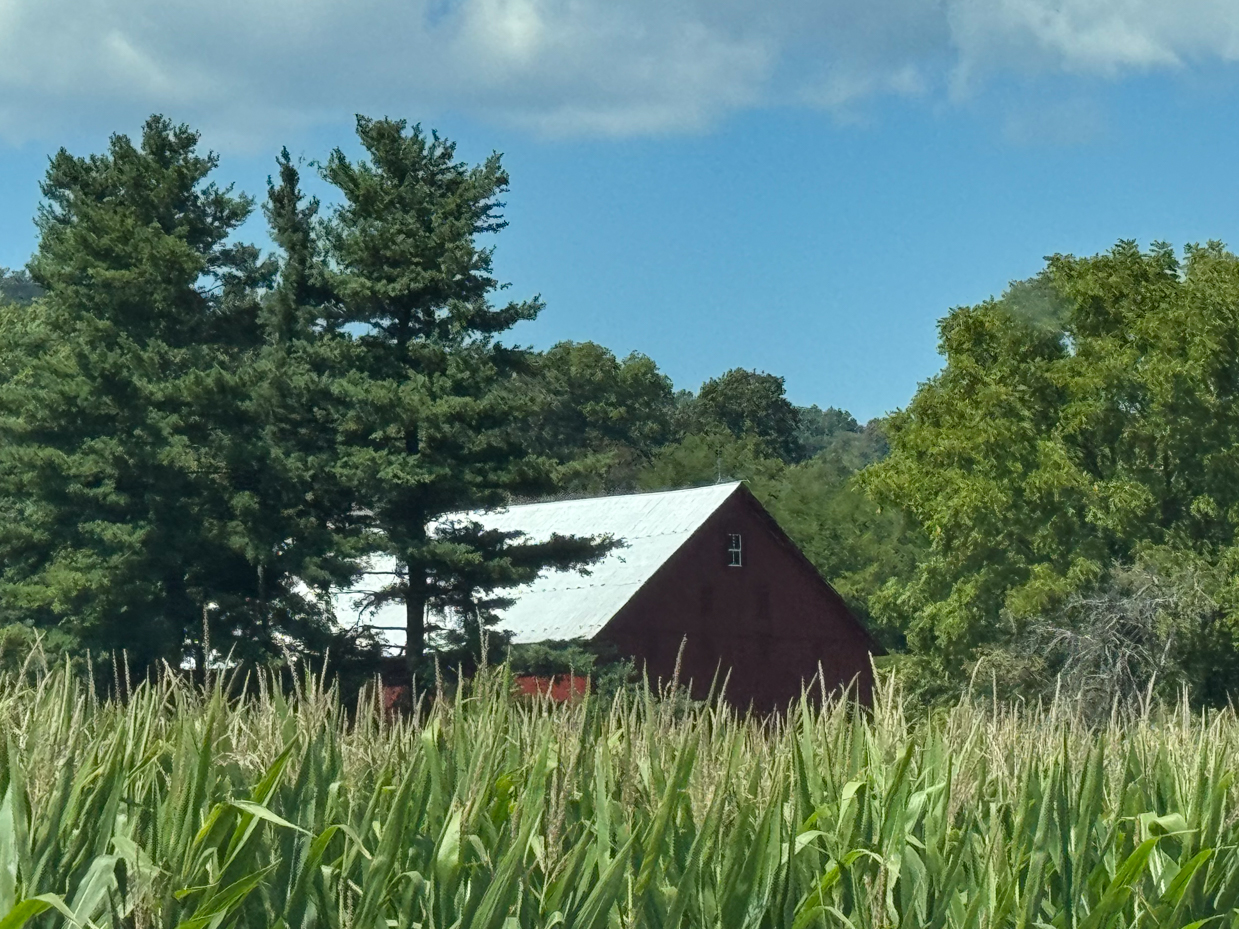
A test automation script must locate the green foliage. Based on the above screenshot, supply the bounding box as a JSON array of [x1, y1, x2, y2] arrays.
[[310, 118, 609, 669], [797, 406, 890, 469], [242, 152, 372, 609], [863, 240, 1239, 699], [505, 639, 637, 696], [797, 404, 859, 456], [507, 639, 600, 676], [637, 430, 786, 491], [0, 117, 307, 671], [0, 625, 80, 676], [0, 269, 39, 306], [527, 341, 676, 492], [760, 454, 924, 646], [686, 368, 804, 462], [0, 116, 618, 678], [3, 664, 1239, 928]]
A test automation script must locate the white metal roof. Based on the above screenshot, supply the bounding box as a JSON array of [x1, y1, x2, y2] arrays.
[[331, 482, 743, 646]]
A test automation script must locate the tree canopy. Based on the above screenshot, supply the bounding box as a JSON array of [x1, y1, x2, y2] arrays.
[[527, 341, 676, 492], [300, 118, 610, 676], [0, 117, 283, 670], [863, 241, 1239, 701], [686, 368, 805, 462], [6, 115, 1239, 707], [0, 117, 614, 677]]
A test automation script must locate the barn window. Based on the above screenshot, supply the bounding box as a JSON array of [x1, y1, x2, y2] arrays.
[[727, 533, 743, 567]]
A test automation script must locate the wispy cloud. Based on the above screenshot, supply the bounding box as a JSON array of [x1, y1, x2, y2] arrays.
[[1, 0, 1237, 145]]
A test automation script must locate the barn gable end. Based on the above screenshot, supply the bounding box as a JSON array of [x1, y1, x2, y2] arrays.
[[596, 485, 876, 708], [331, 482, 878, 709]]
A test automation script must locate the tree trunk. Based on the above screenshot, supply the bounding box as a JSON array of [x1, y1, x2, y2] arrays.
[[405, 568, 427, 683]]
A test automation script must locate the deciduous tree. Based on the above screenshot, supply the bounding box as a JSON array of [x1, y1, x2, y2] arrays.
[[687, 368, 804, 462], [863, 241, 1239, 699], [528, 341, 675, 491]]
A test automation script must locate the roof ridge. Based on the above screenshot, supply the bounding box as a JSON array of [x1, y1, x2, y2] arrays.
[[503, 480, 742, 510]]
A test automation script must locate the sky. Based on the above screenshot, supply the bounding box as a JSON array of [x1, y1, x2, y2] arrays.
[[3, 1, 1239, 421]]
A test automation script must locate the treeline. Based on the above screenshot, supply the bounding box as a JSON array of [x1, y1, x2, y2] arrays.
[[5, 116, 1239, 706], [0, 116, 901, 687]]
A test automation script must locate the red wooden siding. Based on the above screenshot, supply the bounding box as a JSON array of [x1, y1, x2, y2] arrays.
[[597, 485, 876, 711]]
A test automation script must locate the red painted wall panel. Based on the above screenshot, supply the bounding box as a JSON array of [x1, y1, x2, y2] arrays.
[[514, 674, 590, 701], [597, 486, 876, 711]]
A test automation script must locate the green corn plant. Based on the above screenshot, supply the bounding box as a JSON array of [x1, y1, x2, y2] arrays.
[[0, 658, 1238, 928]]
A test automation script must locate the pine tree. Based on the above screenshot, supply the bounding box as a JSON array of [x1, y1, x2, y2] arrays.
[[241, 151, 374, 648], [317, 118, 605, 677], [0, 117, 287, 670]]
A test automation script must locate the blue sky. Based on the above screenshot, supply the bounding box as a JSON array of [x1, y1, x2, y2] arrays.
[[3, 1, 1239, 421]]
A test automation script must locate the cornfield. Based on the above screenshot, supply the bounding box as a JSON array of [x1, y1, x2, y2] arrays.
[[1, 661, 1238, 929]]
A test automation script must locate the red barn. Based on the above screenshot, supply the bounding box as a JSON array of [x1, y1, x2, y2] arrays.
[[337, 482, 878, 710]]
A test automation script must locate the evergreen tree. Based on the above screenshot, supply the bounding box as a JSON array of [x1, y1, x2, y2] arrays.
[[224, 151, 375, 657], [0, 117, 292, 670], [317, 118, 605, 677]]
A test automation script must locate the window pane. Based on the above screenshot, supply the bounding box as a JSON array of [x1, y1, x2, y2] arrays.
[[727, 533, 742, 567]]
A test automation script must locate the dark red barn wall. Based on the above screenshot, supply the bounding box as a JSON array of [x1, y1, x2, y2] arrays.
[[596, 485, 877, 711]]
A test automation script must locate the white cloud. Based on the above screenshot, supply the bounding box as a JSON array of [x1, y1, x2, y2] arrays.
[[0, 0, 1238, 145], [950, 0, 1239, 76]]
